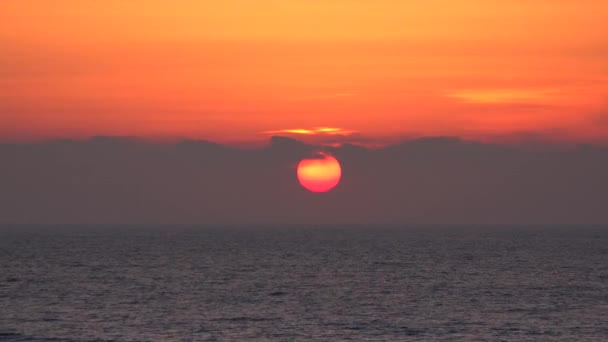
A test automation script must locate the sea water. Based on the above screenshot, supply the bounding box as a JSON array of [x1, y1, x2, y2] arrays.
[[1, 225, 607, 341]]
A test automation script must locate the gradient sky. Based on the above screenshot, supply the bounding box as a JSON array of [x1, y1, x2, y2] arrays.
[[1, 0, 607, 144]]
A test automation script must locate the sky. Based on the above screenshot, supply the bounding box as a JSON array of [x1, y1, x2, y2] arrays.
[[1, 0, 607, 144]]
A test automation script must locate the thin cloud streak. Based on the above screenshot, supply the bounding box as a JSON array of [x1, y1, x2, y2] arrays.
[[446, 88, 559, 104], [263, 127, 357, 136]]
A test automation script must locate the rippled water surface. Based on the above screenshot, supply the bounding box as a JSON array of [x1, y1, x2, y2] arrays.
[[1, 225, 607, 341]]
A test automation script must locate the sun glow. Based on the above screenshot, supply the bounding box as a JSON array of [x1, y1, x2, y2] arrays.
[[297, 153, 342, 193]]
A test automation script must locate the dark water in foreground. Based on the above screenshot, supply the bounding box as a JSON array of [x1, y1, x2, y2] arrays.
[[1, 225, 607, 341]]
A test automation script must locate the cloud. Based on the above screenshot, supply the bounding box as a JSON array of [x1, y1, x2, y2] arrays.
[[262, 128, 401, 148], [263, 128, 362, 146], [2, 136, 608, 224], [446, 88, 558, 104], [263, 127, 356, 136]]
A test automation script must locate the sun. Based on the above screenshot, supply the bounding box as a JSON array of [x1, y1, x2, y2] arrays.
[[297, 152, 342, 193]]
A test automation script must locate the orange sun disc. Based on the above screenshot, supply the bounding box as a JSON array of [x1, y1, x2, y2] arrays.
[[297, 152, 342, 193]]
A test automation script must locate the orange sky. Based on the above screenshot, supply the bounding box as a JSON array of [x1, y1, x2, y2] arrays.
[[1, 0, 607, 144]]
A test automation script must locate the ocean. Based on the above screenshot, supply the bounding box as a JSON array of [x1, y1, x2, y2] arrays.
[[1, 225, 607, 341]]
